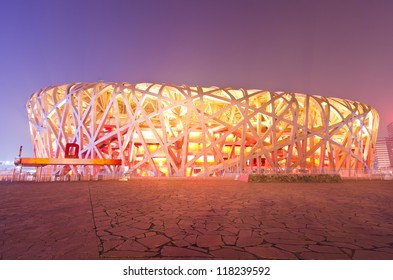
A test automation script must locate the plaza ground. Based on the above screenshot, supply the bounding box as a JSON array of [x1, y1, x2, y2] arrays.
[[0, 178, 392, 260]]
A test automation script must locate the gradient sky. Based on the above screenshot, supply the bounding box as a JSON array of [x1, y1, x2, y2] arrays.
[[0, 0, 392, 160]]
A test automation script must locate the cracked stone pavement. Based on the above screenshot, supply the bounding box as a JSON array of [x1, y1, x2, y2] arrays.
[[1, 179, 393, 260]]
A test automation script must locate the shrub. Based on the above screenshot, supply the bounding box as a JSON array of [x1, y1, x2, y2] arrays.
[[248, 174, 342, 183]]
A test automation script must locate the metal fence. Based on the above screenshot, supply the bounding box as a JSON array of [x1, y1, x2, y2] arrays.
[[1, 167, 392, 182], [0, 170, 120, 182]]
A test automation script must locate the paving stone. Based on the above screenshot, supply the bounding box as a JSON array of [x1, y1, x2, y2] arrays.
[[236, 237, 264, 247], [245, 246, 298, 260], [262, 221, 285, 227], [178, 224, 194, 230], [164, 228, 185, 237], [172, 239, 190, 247], [304, 233, 325, 242], [103, 250, 158, 258], [55, 251, 98, 260], [196, 235, 224, 248], [184, 234, 198, 245], [307, 245, 343, 254], [130, 222, 151, 230], [275, 244, 311, 253], [222, 235, 237, 246], [108, 227, 147, 238], [341, 248, 353, 257], [300, 228, 325, 235], [299, 252, 351, 260], [212, 230, 237, 236], [210, 248, 256, 259], [285, 222, 306, 229], [186, 246, 209, 253], [319, 241, 361, 250], [238, 229, 252, 237], [137, 234, 171, 249], [375, 248, 393, 254], [326, 236, 356, 243], [172, 233, 188, 241], [263, 232, 306, 241], [96, 230, 112, 237], [361, 235, 393, 245], [116, 240, 147, 252], [353, 250, 393, 260], [206, 223, 221, 231], [151, 225, 165, 231], [264, 238, 314, 245], [186, 230, 202, 237], [200, 230, 221, 236], [100, 233, 124, 241], [2, 179, 393, 260], [193, 222, 206, 228], [353, 239, 387, 249], [263, 227, 289, 233], [161, 246, 211, 258], [221, 227, 239, 234], [102, 239, 125, 252], [152, 219, 164, 226], [144, 232, 156, 237]]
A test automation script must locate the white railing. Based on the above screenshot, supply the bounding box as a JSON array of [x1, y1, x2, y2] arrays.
[[1, 168, 392, 182]]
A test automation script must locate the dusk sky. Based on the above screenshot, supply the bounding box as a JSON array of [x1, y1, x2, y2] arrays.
[[0, 0, 392, 160]]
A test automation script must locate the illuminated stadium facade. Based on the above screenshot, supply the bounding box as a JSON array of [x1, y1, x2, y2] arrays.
[[27, 82, 379, 177]]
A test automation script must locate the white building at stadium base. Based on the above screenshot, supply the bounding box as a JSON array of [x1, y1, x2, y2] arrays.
[[26, 82, 379, 177], [375, 137, 393, 169]]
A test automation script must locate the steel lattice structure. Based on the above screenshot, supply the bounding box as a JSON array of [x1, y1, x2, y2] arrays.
[[27, 82, 379, 176]]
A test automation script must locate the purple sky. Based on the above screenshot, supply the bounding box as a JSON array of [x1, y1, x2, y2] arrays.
[[0, 0, 392, 160]]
